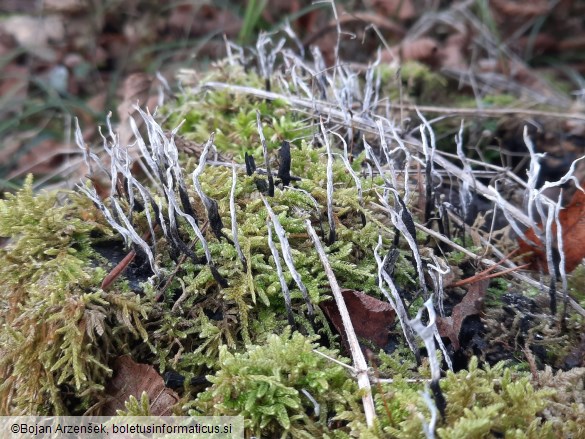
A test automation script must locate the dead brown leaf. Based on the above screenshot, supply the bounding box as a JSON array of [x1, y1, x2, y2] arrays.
[[559, 35, 585, 52], [436, 279, 489, 350], [0, 64, 29, 114], [320, 288, 395, 349], [382, 37, 441, 68], [304, 11, 405, 65], [401, 37, 440, 66], [262, 0, 300, 25], [371, 0, 416, 21], [0, 15, 64, 60], [439, 32, 470, 70], [0, 134, 27, 167], [116, 73, 154, 148], [8, 139, 69, 178], [77, 91, 107, 128], [518, 189, 585, 273], [102, 356, 179, 416]]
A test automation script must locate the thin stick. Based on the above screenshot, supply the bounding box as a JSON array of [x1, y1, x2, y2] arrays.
[[312, 349, 357, 372], [101, 249, 137, 290], [200, 81, 585, 122], [450, 263, 530, 288], [101, 226, 158, 290], [200, 81, 534, 228], [305, 219, 376, 427]]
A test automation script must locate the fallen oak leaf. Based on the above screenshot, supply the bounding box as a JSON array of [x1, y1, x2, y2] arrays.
[[102, 356, 179, 416], [518, 189, 585, 273], [320, 288, 395, 350], [436, 279, 489, 350]]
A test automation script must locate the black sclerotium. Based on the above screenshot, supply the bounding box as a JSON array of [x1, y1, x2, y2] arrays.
[[207, 197, 232, 243], [277, 140, 292, 186], [210, 263, 229, 288], [245, 152, 256, 176], [254, 177, 269, 194], [396, 193, 417, 244]]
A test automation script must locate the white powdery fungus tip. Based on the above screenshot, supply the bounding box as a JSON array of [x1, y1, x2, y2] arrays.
[[319, 117, 337, 244], [266, 219, 294, 326], [373, 236, 419, 358], [261, 194, 314, 317], [230, 165, 247, 272]]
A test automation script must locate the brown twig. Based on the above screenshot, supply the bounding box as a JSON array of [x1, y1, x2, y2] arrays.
[[367, 351, 392, 424], [101, 249, 137, 290], [101, 226, 157, 290], [450, 263, 530, 288], [449, 249, 528, 287]]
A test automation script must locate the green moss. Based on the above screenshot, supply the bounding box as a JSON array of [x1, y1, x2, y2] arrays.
[[164, 64, 310, 155], [116, 392, 153, 416], [369, 357, 558, 439], [3, 49, 585, 438], [134, 140, 403, 384], [0, 177, 149, 414], [485, 277, 509, 306], [438, 358, 554, 437], [481, 94, 518, 107], [377, 61, 448, 104], [192, 329, 357, 437]]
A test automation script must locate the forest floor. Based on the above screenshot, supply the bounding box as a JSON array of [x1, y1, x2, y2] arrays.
[[1, 1, 585, 437]]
